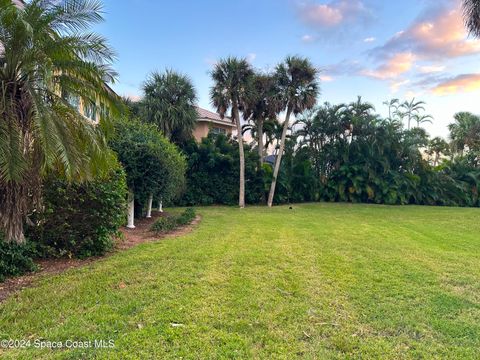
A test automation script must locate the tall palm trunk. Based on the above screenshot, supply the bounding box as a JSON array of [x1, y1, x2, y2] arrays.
[[257, 118, 266, 204], [257, 118, 264, 166], [233, 103, 245, 208], [1, 182, 27, 243], [267, 107, 292, 207]]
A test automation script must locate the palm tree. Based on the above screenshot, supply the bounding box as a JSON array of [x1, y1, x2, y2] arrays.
[[142, 70, 197, 144], [243, 73, 280, 166], [0, 0, 120, 243], [383, 98, 400, 120], [448, 112, 480, 156], [463, 0, 480, 37], [210, 57, 254, 208], [267, 56, 319, 207], [400, 98, 426, 130], [413, 114, 433, 128], [427, 137, 450, 166], [264, 118, 284, 154]]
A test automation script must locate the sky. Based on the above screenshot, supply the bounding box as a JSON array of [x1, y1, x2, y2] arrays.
[[96, 0, 480, 138]]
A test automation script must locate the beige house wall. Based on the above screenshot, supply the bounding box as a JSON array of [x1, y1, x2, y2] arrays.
[[193, 121, 235, 142]]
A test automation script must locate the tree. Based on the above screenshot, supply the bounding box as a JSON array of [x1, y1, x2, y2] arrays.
[[210, 57, 254, 208], [383, 98, 400, 121], [427, 137, 450, 166], [108, 117, 186, 224], [267, 56, 319, 207], [463, 0, 480, 37], [142, 70, 198, 145], [399, 98, 426, 130], [264, 118, 284, 155], [448, 112, 480, 157], [243, 73, 281, 167], [0, 0, 120, 243], [413, 114, 433, 128]]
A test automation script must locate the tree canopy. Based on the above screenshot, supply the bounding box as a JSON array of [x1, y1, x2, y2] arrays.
[[0, 0, 121, 243]]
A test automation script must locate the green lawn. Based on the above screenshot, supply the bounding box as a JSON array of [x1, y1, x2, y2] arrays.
[[1, 204, 480, 359]]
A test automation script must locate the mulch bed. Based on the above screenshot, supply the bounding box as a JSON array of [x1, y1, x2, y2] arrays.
[[0, 211, 201, 303]]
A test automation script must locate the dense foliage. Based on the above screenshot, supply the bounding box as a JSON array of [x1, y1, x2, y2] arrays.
[[277, 101, 479, 206], [0, 238, 37, 282], [109, 117, 187, 216], [0, 0, 121, 243], [177, 100, 479, 208], [150, 208, 196, 233], [179, 135, 264, 206], [28, 161, 128, 258], [142, 70, 198, 145]]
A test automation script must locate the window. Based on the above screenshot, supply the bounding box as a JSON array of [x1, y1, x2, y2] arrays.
[[211, 127, 226, 135], [62, 92, 80, 110], [83, 101, 97, 121]]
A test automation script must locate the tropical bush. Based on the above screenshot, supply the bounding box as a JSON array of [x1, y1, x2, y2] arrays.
[[176, 208, 196, 225], [150, 208, 196, 233], [150, 216, 177, 233], [0, 238, 37, 282], [278, 101, 480, 207], [28, 161, 128, 258], [178, 134, 264, 206], [109, 117, 187, 216]]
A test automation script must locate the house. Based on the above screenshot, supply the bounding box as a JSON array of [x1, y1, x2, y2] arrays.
[[194, 106, 236, 142]]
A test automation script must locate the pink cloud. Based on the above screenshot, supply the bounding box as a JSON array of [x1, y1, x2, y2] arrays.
[[431, 73, 480, 95], [298, 0, 371, 29], [361, 52, 415, 80], [372, 2, 480, 61]]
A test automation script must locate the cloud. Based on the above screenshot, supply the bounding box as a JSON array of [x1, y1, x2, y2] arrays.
[[302, 34, 315, 43], [417, 64, 446, 73], [322, 59, 363, 77], [389, 79, 410, 93], [363, 37, 376, 43], [431, 73, 480, 95], [298, 0, 372, 29], [361, 52, 415, 80], [319, 75, 334, 82], [371, 2, 480, 61], [246, 53, 257, 63]]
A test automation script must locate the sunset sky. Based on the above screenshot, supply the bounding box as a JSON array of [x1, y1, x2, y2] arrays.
[[97, 0, 480, 138]]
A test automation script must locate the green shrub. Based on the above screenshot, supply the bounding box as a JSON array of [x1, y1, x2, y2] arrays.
[[178, 135, 264, 206], [109, 117, 187, 217], [28, 161, 127, 258], [176, 208, 196, 225], [151, 208, 196, 233], [150, 216, 177, 233], [0, 238, 37, 282]]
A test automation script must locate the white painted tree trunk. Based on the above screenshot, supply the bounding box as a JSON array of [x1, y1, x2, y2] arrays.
[[158, 199, 163, 212], [127, 190, 135, 229], [146, 193, 153, 218]]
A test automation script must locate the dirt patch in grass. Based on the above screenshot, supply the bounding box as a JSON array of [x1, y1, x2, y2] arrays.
[[0, 211, 201, 303]]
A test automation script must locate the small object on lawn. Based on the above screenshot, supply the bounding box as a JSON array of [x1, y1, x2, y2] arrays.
[[170, 323, 185, 327], [289, 206, 293, 210]]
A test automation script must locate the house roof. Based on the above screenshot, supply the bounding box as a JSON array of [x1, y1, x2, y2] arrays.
[[195, 106, 235, 127]]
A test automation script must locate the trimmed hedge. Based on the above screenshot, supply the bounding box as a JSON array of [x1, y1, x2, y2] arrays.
[[28, 162, 128, 258]]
